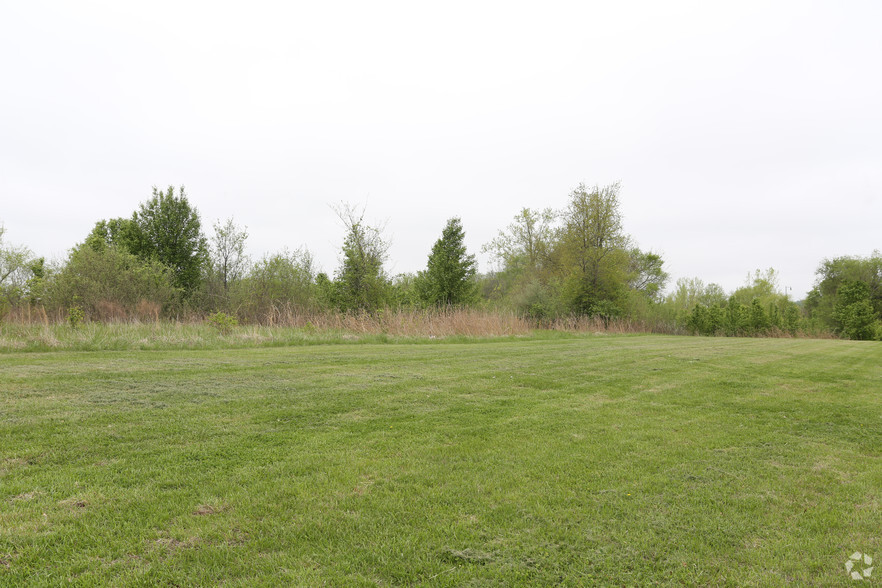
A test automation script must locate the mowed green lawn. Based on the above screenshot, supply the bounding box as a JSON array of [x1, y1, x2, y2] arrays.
[[1, 335, 880, 586]]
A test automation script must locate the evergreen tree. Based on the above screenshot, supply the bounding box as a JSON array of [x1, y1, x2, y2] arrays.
[[416, 217, 477, 306]]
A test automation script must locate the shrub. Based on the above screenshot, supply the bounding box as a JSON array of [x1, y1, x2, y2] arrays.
[[68, 305, 85, 329], [207, 311, 238, 334], [47, 244, 178, 319]]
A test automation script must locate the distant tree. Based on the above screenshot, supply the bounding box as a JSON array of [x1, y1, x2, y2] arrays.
[[748, 298, 770, 334], [332, 203, 390, 312], [416, 217, 478, 306], [0, 224, 34, 305], [135, 186, 208, 296], [483, 207, 557, 276], [724, 297, 750, 336], [832, 280, 879, 340], [208, 218, 250, 305], [558, 182, 630, 315], [806, 253, 882, 328]]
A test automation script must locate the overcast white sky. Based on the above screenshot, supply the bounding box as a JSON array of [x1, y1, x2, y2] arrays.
[[2, 1, 880, 298]]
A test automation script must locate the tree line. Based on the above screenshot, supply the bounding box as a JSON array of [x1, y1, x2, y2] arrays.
[[1, 183, 880, 340]]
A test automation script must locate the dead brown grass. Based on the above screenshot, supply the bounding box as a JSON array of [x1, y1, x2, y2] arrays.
[[0, 303, 837, 340], [252, 306, 532, 337], [547, 315, 681, 335]]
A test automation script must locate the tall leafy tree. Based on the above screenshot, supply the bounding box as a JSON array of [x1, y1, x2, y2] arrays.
[[333, 203, 390, 312], [484, 207, 557, 277], [832, 280, 879, 340], [806, 252, 882, 328], [135, 186, 208, 296], [558, 182, 630, 315], [416, 217, 477, 306], [209, 218, 250, 297]]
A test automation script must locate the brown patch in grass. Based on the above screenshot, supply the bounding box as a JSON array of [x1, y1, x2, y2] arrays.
[[193, 503, 228, 516], [154, 536, 200, 550], [11, 491, 40, 502], [59, 497, 89, 509]]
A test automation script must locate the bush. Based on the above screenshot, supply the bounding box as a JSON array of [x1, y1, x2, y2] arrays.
[[46, 245, 179, 320], [68, 305, 85, 329], [207, 311, 238, 334]]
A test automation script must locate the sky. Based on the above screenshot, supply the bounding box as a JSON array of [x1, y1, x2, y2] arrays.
[[1, 0, 880, 299]]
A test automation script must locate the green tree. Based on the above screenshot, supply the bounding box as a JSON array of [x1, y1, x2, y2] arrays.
[[558, 183, 630, 315], [135, 186, 208, 296], [84, 217, 144, 253], [628, 248, 668, 302], [0, 225, 34, 305], [205, 218, 249, 308], [724, 297, 750, 336], [484, 207, 557, 277], [806, 253, 882, 328], [832, 280, 879, 340], [333, 204, 390, 312], [416, 217, 478, 306], [748, 298, 770, 334]]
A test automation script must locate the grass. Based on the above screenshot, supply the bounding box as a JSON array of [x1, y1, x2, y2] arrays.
[[1, 335, 880, 585], [0, 318, 534, 353]]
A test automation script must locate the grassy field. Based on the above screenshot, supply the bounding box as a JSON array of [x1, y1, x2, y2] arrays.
[[1, 335, 880, 586]]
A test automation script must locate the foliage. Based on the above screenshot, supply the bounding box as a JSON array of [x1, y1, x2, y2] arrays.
[[135, 186, 208, 296], [239, 249, 316, 322], [832, 280, 880, 340], [210, 218, 249, 292], [806, 252, 882, 328], [483, 207, 557, 277], [48, 245, 179, 319], [627, 248, 668, 302], [84, 217, 143, 253], [67, 305, 85, 328], [558, 182, 630, 315], [206, 311, 239, 334], [510, 278, 563, 323], [332, 203, 390, 312], [204, 218, 250, 310], [415, 217, 477, 306], [0, 224, 35, 304]]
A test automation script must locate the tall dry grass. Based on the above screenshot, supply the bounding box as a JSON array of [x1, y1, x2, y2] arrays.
[[546, 315, 683, 335], [243, 305, 532, 337], [0, 303, 835, 348]]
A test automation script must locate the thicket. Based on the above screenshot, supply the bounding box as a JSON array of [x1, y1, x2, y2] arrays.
[[1, 186, 880, 340]]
